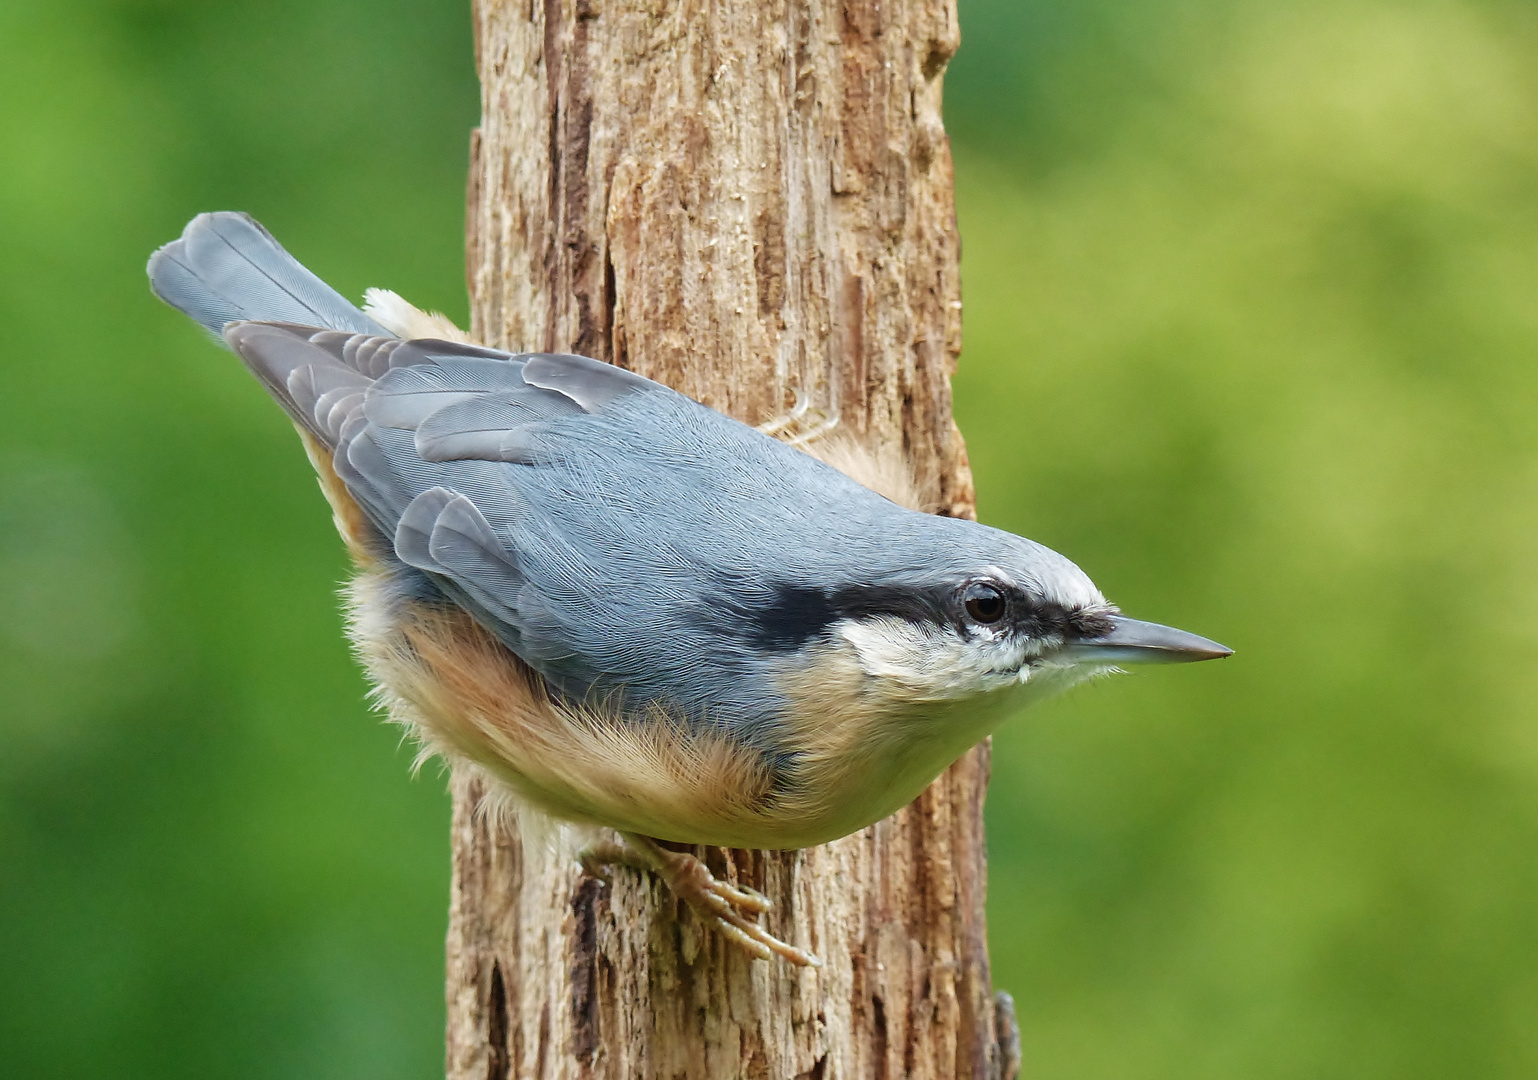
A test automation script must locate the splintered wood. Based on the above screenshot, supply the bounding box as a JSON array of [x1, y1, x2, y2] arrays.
[[453, 2, 1013, 1077]]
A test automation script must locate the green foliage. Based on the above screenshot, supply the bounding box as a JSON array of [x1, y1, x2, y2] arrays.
[[3, 0, 1537, 1076], [0, 2, 475, 1077], [958, 2, 1538, 1075]]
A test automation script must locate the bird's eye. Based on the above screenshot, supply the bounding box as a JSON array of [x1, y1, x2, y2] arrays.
[[963, 582, 1007, 624]]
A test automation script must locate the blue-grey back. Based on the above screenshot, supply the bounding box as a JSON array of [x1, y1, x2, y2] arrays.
[[339, 340, 997, 736]]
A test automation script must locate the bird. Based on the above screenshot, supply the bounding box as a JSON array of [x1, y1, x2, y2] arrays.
[[148, 211, 1231, 966]]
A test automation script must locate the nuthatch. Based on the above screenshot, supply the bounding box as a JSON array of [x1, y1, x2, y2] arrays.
[[149, 212, 1230, 966]]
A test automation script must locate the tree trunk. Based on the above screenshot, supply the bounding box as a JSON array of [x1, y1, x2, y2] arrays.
[[450, 2, 1015, 1077]]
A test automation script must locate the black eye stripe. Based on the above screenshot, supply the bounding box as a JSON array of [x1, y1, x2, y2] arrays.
[[737, 583, 950, 651], [733, 580, 1116, 652]]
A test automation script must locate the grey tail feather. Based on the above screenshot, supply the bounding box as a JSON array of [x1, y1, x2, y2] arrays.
[[147, 212, 392, 339]]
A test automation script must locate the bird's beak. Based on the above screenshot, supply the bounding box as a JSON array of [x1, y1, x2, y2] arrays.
[[1059, 615, 1232, 665]]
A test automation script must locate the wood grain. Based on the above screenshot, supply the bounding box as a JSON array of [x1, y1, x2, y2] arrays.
[[451, 2, 1012, 1076]]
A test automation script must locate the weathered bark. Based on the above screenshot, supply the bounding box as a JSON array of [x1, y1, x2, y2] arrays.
[[450, 2, 1010, 1077]]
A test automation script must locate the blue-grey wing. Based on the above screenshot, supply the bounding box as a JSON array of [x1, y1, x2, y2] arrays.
[[218, 323, 689, 680]]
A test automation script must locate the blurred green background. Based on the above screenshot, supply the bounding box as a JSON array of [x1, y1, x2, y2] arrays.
[[3, 0, 1537, 1076]]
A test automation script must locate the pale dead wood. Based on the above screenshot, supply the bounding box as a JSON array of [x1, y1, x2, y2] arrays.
[[451, 2, 1015, 1077]]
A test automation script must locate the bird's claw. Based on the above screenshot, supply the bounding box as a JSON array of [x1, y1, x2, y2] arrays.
[[669, 856, 817, 966], [579, 834, 820, 967]]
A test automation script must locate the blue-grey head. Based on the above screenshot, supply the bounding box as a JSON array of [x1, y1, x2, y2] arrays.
[[742, 506, 1231, 716]]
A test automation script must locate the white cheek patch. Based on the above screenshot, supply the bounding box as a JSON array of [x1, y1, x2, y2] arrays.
[[836, 616, 1025, 701]]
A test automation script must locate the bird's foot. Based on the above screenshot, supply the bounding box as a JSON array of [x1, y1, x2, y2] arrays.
[[579, 833, 820, 967]]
